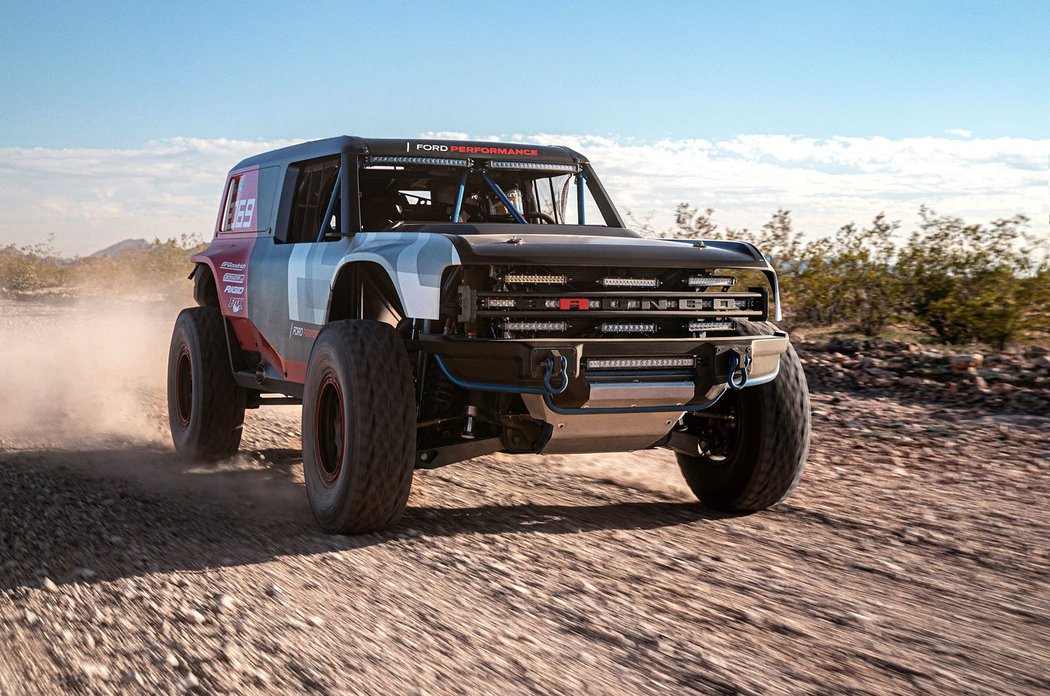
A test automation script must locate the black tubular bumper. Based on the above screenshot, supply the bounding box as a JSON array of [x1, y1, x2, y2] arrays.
[[414, 332, 789, 410]]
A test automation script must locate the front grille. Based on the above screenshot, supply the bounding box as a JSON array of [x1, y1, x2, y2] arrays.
[[455, 266, 768, 339]]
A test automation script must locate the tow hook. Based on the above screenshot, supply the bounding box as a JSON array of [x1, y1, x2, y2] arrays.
[[726, 347, 753, 391], [543, 351, 570, 394]]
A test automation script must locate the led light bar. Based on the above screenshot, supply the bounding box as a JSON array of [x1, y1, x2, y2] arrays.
[[688, 320, 736, 332], [503, 274, 567, 284], [586, 356, 695, 370], [600, 277, 660, 288], [600, 322, 657, 333], [369, 156, 470, 167], [489, 160, 580, 173], [483, 297, 516, 309], [688, 276, 737, 287], [503, 321, 568, 332]]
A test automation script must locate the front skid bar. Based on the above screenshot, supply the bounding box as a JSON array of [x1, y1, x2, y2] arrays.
[[431, 350, 781, 416]]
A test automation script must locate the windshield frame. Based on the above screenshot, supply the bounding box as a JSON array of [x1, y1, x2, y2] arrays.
[[351, 155, 623, 233]]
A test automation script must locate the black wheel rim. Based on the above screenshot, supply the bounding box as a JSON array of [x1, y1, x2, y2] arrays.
[[175, 346, 193, 427], [683, 391, 745, 487], [315, 374, 344, 484], [707, 393, 741, 465]]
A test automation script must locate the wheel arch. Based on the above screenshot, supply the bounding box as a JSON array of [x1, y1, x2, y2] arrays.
[[327, 261, 408, 326], [191, 263, 220, 308]]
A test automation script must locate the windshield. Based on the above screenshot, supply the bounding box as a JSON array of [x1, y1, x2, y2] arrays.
[[358, 161, 610, 230]]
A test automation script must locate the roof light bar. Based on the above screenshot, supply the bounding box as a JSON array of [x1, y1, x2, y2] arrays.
[[600, 277, 660, 288], [369, 156, 470, 167], [489, 160, 580, 173], [688, 320, 736, 332], [688, 276, 737, 287], [601, 322, 657, 334], [586, 357, 695, 371], [503, 321, 568, 332], [503, 274, 567, 284]]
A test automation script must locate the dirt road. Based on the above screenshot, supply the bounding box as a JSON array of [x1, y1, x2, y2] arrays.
[[1, 299, 1048, 694]]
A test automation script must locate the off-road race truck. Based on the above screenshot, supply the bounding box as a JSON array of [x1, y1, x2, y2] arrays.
[[167, 136, 810, 534]]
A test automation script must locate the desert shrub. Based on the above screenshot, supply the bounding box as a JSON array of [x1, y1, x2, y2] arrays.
[[631, 204, 1043, 344], [695, 209, 901, 333], [1024, 266, 1050, 337], [66, 235, 204, 293], [896, 208, 1043, 347], [0, 235, 66, 294], [826, 214, 902, 336], [1, 234, 204, 297]]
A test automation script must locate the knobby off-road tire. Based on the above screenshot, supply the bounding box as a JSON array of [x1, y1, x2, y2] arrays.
[[677, 320, 810, 512], [167, 307, 246, 460], [302, 320, 416, 534]]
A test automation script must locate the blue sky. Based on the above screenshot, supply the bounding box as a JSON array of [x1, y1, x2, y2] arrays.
[[0, 1, 1047, 255], [1, 0, 1047, 147]]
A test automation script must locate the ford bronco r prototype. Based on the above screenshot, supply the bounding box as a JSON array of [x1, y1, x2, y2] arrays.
[[168, 136, 810, 533]]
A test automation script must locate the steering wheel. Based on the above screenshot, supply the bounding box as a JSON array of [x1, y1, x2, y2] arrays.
[[522, 211, 556, 224]]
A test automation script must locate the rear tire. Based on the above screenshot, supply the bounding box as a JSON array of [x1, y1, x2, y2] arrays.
[[302, 320, 416, 534], [677, 321, 810, 511], [167, 307, 245, 460]]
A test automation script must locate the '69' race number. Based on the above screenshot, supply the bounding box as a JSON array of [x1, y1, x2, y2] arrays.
[[222, 169, 260, 232], [230, 198, 256, 229]]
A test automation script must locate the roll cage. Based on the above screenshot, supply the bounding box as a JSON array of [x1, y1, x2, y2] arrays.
[[312, 150, 624, 243]]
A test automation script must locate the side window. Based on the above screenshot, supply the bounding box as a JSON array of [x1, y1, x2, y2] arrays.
[[532, 175, 570, 223], [219, 171, 259, 233], [560, 175, 605, 225], [283, 157, 340, 244]]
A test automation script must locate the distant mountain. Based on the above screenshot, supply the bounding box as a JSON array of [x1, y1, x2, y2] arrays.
[[89, 239, 150, 258]]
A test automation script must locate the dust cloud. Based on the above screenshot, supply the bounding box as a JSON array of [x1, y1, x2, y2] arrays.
[[0, 294, 188, 448], [0, 293, 690, 501]]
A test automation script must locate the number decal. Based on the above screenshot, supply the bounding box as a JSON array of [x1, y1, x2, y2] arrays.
[[231, 198, 256, 229]]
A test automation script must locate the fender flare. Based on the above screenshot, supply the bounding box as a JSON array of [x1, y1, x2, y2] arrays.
[[189, 261, 220, 307], [327, 233, 462, 321], [326, 260, 411, 323]]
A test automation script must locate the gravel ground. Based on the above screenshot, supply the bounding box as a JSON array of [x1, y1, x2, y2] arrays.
[[1, 299, 1048, 695]]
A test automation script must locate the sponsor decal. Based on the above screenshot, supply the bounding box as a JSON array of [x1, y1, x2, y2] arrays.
[[224, 285, 244, 295], [222, 272, 245, 284], [228, 297, 243, 314], [220, 261, 247, 271], [289, 323, 320, 340], [413, 143, 538, 156]]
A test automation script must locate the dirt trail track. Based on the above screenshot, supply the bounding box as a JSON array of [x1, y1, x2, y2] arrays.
[[1, 300, 1048, 694]]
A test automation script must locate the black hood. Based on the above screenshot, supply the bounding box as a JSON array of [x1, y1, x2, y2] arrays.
[[420, 226, 770, 270]]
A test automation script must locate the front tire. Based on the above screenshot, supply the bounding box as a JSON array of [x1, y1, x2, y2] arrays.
[[677, 321, 810, 511], [302, 320, 415, 534], [167, 307, 246, 460]]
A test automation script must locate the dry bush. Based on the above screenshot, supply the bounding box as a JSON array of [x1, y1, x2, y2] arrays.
[[0, 235, 203, 298], [635, 204, 1046, 345]]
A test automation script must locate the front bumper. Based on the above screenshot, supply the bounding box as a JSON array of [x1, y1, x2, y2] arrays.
[[414, 332, 789, 410]]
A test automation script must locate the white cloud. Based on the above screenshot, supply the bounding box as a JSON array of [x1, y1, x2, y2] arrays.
[[944, 128, 973, 138], [0, 133, 1046, 256], [0, 137, 297, 255]]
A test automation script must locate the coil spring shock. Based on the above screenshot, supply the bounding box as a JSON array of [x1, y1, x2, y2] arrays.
[[421, 357, 462, 421]]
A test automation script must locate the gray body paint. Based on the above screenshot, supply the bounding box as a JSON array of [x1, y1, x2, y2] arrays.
[[247, 232, 460, 365]]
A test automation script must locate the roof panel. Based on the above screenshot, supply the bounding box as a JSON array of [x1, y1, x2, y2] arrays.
[[232, 136, 584, 171]]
